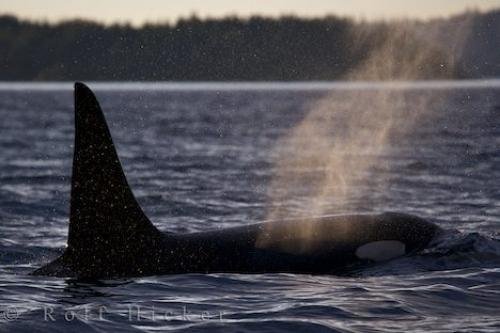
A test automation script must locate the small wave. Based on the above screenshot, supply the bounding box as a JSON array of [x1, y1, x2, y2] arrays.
[[422, 230, 500, 267], [0, 244, 63, 271]]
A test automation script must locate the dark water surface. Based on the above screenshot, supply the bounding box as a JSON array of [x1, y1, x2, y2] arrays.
[[0, 82, 499, 332]]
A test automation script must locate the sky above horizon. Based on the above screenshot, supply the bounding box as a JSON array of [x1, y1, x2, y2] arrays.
[[1, 0, 499, 25]]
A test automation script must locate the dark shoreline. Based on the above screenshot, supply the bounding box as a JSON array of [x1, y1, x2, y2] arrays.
[[0, 9, 498, 81]]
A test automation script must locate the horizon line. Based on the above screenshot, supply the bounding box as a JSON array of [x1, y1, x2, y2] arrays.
[[1, 79, 499, 91]]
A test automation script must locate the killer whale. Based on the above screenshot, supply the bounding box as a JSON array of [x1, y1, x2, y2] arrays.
[[33, 82, 441, 279]]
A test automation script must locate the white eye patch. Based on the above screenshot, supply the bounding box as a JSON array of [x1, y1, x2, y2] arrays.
[[355, 240, 406, 262]]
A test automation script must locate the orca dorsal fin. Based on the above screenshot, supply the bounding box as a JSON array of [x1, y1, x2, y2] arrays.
[[66, 82, 163, 277]]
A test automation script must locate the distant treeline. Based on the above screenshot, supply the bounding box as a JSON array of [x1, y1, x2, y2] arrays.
[[0, 10, 498, 81]]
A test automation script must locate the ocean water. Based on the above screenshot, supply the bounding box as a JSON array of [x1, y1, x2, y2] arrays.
[[0, 81, 499, 332]]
